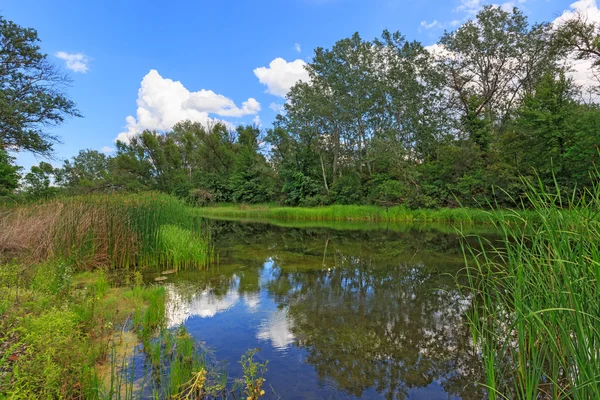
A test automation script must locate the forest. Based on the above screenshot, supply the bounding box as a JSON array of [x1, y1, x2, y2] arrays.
[[3, 6, 600, 209]]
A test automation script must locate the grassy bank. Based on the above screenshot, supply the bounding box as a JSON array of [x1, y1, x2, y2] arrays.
[[0, 262, 164, 398], [463, 179, 600, 399], [0, 193, 237, 398], [195, 203, 522, 224]]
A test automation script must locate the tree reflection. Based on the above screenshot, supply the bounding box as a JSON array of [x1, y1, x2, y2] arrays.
[[165, 220, 486, 399]]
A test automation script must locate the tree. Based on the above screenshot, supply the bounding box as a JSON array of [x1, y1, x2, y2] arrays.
[[23, 161, 58, 199], [0, 148, 20, 196], [0, 16, 80, 155], [55, 149, 114, 193], [554, 12, 600, 93], [439, 6, 554, 147]]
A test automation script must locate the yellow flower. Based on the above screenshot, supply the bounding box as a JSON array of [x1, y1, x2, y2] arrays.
[[260, 390, 265, 396]]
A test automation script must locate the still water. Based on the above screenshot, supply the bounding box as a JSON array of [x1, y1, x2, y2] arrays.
[[160, 219, 487, 399]]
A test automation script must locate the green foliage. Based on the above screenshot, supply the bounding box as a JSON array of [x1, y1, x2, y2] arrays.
[[158, 224, 214, 271], [239, 349, 268, 400], [330, 173, 362, 204], [0, 192, 215, 271], [0, 149, 20, 196], [0, 16, 80, 155], [22, 161, 59, 200]]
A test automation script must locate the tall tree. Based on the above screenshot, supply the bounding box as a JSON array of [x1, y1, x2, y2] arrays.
[[0, 16, 80, 155], [439, 6, 554, 148]]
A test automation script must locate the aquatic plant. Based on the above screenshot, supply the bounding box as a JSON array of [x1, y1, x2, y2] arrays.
[[195, 203, 526, 225], [239, 348, 268, 400], [0, 193, 214, 271], [462, 175, 600, 399]]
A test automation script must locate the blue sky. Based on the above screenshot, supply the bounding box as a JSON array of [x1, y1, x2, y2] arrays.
[[2, 0, 586, 170]]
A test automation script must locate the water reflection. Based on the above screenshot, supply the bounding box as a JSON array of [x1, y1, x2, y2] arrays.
[[161, 220, 486, 399]]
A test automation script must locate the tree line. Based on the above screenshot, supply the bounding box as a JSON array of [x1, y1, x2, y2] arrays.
[[3, 6, 600, 208]]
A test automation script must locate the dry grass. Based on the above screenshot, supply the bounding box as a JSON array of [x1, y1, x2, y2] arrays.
[[0, 200, 137, 268]]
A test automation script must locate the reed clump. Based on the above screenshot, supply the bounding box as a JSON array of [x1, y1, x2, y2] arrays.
[[462, 176, 600, 399], [0, 193, 214, 271]]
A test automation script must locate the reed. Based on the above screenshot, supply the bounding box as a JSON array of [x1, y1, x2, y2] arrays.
[[462, 175, 600, 399], [0, 193, 214, 271]]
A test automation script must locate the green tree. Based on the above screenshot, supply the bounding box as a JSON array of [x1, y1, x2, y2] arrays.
[[0, 16, 80, 155], [56, 149, 114, 193], [439, 6, 554, 148], [0, 148, 20, 196], [23, 161, 58, 199]]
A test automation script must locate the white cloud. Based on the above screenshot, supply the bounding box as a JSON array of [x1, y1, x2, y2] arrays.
[[117, 69, 260, 143], [101, 146, 114, 154], [269, 102, 286, 113], [294, 43, 302, 52], [254, 58, 310, 98], [554, 0, 600, 25], [456, 0, 482, 15], [420, 20, 440, 29], [56, 52, 90, 73], [252, 115, 262, 126]]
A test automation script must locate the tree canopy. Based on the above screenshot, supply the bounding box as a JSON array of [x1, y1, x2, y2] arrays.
[[6, 7, 600, 208]]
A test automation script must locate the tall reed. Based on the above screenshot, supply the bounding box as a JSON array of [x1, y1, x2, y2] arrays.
[[462, 176, 600, 399], [0, 193, 215, 270]]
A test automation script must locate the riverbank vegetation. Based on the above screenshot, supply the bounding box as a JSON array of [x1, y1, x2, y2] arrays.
[[0, 194, 235, 398], [463, 176, 600, 399], [195, 203, 511, 224]]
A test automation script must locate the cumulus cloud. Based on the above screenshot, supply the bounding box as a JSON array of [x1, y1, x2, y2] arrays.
[[117, 70, 260, 143], [56, 52, 90, 73], [456, 0, 482, 15], [254, 58, 310, 98]]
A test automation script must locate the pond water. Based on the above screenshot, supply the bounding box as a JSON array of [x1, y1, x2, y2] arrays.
[[159, 219, 488, 399]]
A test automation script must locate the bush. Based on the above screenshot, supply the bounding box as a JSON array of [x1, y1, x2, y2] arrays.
[[330, 173, 363, 205]]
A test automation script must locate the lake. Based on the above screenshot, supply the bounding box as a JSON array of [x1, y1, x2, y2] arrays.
[[156, 219, 488, 399]]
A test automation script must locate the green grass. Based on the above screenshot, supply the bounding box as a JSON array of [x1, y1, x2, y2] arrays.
[[195, 203, 523, 224], [462, 176, 600, 399], [0, 261, 169, 399]]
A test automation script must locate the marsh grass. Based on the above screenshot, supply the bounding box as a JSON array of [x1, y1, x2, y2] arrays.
[[0, 192, 215, 271], [462, 176, 600, 399], [196, 203, 524, 224]]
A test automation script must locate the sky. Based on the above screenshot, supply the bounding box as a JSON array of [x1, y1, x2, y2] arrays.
[[2, 0, 596, 170]]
